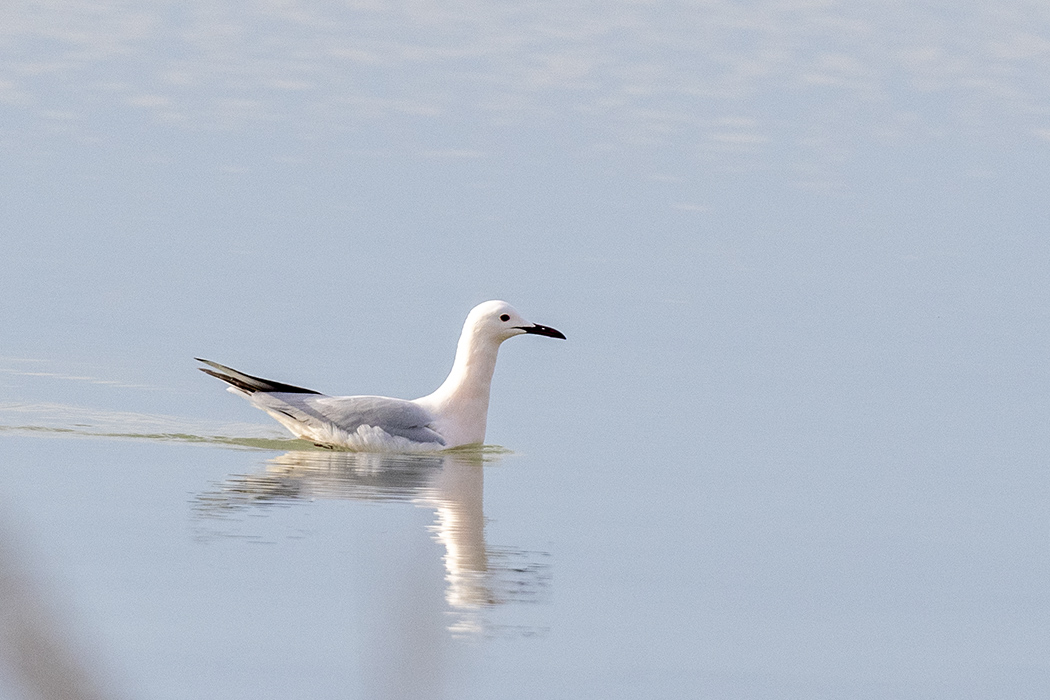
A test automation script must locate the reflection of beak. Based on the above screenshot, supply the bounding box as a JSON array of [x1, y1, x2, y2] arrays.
[[517, 324, 567, 340]]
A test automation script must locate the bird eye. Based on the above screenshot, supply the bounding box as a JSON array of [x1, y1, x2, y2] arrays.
[[500, 314, 510, 322]]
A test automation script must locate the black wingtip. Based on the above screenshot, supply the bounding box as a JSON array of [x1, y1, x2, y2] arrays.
[[199, 367, 259, 393], [196, 358, 322, 395]]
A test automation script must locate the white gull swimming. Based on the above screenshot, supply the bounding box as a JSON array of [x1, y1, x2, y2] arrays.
[[197, 300, 565, 452]]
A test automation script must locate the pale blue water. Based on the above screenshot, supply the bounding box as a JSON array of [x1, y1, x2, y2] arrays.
[[3, 2, 1050, 698]]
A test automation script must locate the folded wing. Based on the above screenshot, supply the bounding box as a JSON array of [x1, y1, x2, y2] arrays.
[[197, 359, 446, 448], [294, 394, 445, 446]]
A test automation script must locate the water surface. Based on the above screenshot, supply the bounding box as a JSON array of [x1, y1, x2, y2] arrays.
[[3, 2, 1050, 698]]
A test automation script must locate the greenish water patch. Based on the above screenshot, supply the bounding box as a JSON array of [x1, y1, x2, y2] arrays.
[[0, 423, 315, 451]]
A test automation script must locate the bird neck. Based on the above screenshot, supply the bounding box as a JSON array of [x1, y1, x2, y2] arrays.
[[419, 328, 501, 445]]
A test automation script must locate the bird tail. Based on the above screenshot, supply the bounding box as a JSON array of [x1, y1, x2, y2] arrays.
[[195, 358, 321, 395]]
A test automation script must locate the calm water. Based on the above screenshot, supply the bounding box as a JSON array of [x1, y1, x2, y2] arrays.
[[3, 2, 1050, 698]]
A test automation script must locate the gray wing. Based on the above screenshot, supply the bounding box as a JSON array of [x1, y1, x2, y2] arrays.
[[252, 393, 446, 446]]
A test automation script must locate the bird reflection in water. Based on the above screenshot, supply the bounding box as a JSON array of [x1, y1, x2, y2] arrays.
[[193, 449, 550, 635]]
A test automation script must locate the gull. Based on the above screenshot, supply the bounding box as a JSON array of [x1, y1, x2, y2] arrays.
[[197, 300, 565, 452]]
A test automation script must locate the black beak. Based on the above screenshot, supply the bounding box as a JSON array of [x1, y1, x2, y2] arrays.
[[518, 323, 566, 340]]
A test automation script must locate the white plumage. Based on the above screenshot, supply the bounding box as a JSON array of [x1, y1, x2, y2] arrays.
[[198, 300, 565, 452]]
